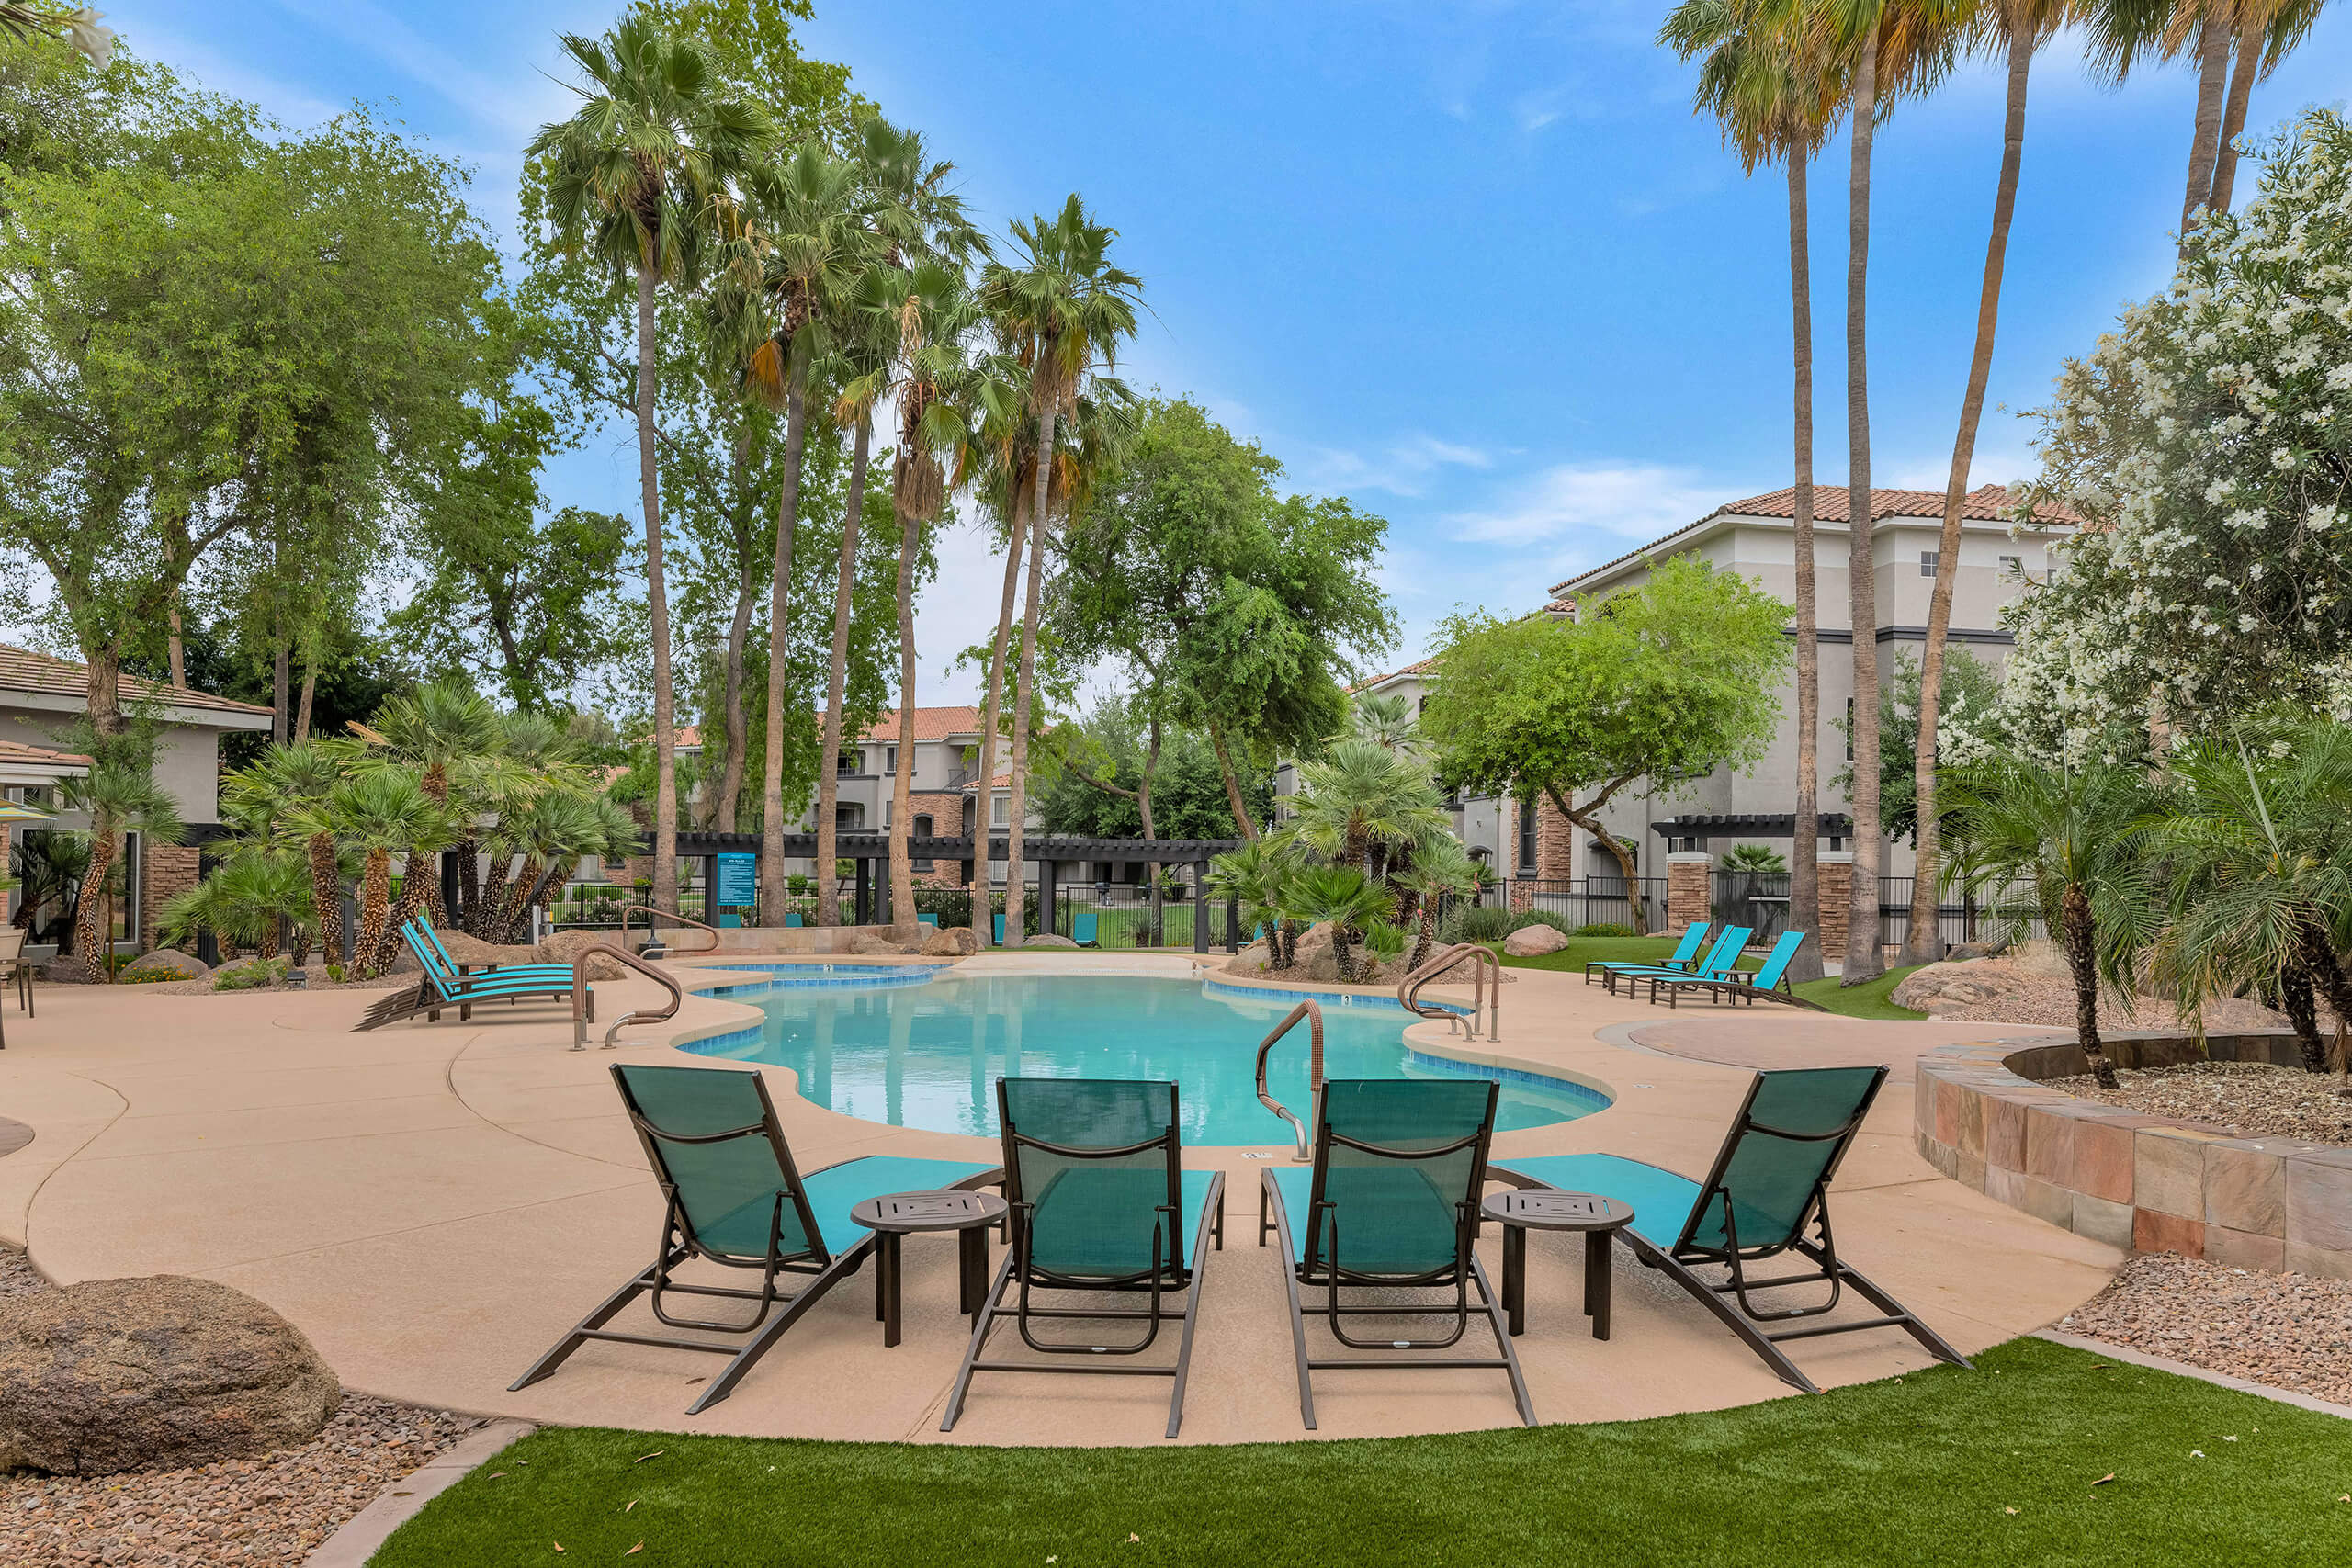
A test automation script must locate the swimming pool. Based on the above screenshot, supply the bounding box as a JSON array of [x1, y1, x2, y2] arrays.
[[684, 967, 1611, 1144]]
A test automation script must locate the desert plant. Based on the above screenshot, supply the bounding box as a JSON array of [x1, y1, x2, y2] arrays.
[[1720, 842, 1788, 873], [1280, 863, 1391, 983]]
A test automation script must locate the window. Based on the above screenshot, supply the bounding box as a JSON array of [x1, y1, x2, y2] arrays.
[[990, 794, 1010, 829], [834, 804, 861, 829], [1516, 799, 1537, 876], [1846, 699, 1854, 761], [1999, 554, 2023, 576], [912, 815, 934, 872], [884, 745, 899, 775], [1919, 550, 1939, 577], [835, 751, 859, 776]]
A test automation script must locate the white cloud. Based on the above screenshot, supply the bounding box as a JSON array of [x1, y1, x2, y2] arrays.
[[1441, 460, 1733, 547], [1296, 434, 1494, 498]]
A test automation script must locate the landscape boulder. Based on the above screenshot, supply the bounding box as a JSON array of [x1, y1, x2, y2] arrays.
[[0, 1276, 340, 1475], [849, 934, 917, 956], [921, 924, 978, 958], [119, 949, 209, 982], [1022, 933, 1080, 950], [435, 929, 548, 969], [1501, 924, 1569, 957], [539, 928, 629, 980], [1890, 960, 2018, 1014]]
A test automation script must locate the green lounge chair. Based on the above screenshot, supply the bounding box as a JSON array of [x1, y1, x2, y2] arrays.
[[511, 1063, 996, 1414], [1072, 911, 1099, 947], [992, 913, 1006, 943], [1584, 920, 1709, 985], [1260, 1078, 1532, 1428], [943, 1078, 1224, 1438], [1491, 1066, 1967, 1393], [1640, 930, 1826, 1010], [353, 920, 587, 1031], [1600, 924, 1750, 997]]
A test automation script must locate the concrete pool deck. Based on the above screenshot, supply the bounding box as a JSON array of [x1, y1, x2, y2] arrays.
[[0, 953, 2116, 1446]]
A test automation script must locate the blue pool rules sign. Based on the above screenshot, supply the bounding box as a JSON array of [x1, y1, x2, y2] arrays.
[[716, 852, 757, 909]]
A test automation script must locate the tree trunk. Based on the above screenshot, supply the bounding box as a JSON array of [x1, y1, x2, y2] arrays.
[[2181, 10, 2231, 248], [636, 264, 680, 916], [355, 849, 392, 979], [306, 830, 343, 969], [817, 420, 875, 929], [272, 632, 291, 748], [1786, 150, 1824, 987], [2278, 953, 2325, 1075], [1910, 32, 2032, 968], [1844, 25, 1885, 985], [2060, 882, 2114, 1087], [1002, 407, 1057, 949], [888, 504, 922, 934], [966, 473, 1032, 946], [72, 829, 116, 973], [166, 603, 186, 689], [760, 378, 808, 921], [414, 764, 448, 931], [1206, 721, 1258, 840], [477, 850, 515, 941], [2207, 17, 2260, 216], [1544, 782, 1647, 935], [455, 836, 481, 934], [375, 857, 433, 973], [712, 436, 758, 833], [1410, 895, 1437, 971], [2298, 931, 2352, 1077], [295, 634, 318, 740]]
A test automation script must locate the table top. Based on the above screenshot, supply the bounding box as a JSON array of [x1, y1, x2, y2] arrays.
[[1481, 1189, 1634, 1232], [850, 1189, 1009, 1234]]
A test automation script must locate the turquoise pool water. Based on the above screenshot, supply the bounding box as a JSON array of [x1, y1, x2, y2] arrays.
[[684, 968, 1610, 1144]]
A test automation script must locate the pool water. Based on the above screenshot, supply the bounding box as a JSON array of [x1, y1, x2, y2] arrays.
[[684, 970, 1610, 1145]]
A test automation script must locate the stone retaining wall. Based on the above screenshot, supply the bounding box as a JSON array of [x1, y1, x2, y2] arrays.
[[1914, 1031, 2352, 1280]]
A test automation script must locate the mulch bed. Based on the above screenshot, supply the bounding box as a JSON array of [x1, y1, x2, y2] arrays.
[[2047, 1059, 2352, 1144], [2057, 1251, 2352, 1407], [0, 1246, 485, 1566]]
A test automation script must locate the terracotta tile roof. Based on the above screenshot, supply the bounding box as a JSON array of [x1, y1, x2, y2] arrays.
[[1346, 656, 1437, 694], [0, 641, 273, 719], [1550, 483, 2079, 597], [0, 737, 90, 769], [856, 706, 985, 743]]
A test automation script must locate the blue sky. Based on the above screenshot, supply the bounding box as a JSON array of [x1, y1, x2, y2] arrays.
[[99, 1, 2352, 702]]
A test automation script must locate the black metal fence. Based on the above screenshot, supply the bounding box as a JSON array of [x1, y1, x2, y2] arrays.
[[1875, 877, 2045, 951], [1510, 877, 1668, 932]]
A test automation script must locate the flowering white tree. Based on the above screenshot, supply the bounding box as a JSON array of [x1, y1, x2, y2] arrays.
[[1998, 108, 2352, 764]]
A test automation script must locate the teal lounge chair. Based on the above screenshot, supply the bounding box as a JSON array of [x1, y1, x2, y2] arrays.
[[512, 1063, 996, 1414], [1492, 1066, 1967, 1393], [1072, 911, 1099, 947], [354, 919, 587, 1031], [1599, 925, 1750, 998], [992, 913, 1006, 943], [918, 913, 940, 929], [943, 1078, 1224, 1438], [1584, 920, 1709, 985], [785, 911, 804, 928], [1260, 1078, 1532, 1428], [1640, 930, 1826, 1010]]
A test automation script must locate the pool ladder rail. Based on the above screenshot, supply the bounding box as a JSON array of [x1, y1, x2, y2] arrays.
[[570, 942, 684, 1051], [1397, 943, 1501, 1043], [617, 904, 722, 963], [1254, 1000, 1324, 1162]]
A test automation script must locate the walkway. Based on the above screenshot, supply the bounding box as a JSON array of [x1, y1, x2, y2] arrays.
[[0, 955, 2116, 1446]]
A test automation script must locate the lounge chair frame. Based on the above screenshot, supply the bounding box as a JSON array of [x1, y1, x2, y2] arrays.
[[1492, 1067, 1967, 1393], [1640, 930, 1827, 1011], [510, 1064, 996, 1415], [353, 920, 588, 1032], [942, 1079, 1224, 1439], [1583, 920, 1708, 986], [1260, 1083, 1533, 1429]]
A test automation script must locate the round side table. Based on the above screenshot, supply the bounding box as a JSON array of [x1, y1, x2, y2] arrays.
[[850, 1189, 1009, 1348], [1481, 1189, 1634, 1340]]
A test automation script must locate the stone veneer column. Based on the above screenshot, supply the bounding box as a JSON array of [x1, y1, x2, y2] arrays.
[[1533, 795, 1577, 880], [141, 843, 203, 952], [1815, 851, 1853, 954], [1665, 852, 1712, 933]]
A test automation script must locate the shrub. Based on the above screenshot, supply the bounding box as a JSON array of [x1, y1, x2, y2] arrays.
[[1575, 921, 1636, 937], [787, 874, 809, 894], [211, 956, 289, 992], [1510, 909, 1577, 938], [114, 966, 178, 985], [1437, 904, 1517, 945]]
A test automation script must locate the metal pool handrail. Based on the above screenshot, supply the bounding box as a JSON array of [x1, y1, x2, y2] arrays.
[[1254, 999, 1324, 1162], [571, 943, 683, 1051], [617, 904, 721, 957], [1398, 942, 1501, 1042]]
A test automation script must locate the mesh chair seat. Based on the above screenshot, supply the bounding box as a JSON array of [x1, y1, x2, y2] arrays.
[[1024, 1166, 1219, 1277], [799, 1156, 999, 1258], [1264, 1163, 1463, 1273], [1474, 1152, 1703, 1251]]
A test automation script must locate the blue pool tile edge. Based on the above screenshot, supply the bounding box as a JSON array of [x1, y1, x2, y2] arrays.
[[693, 963, 946, 999], [1201, 978, 1470, 1017], [1405, 1048, 1613, 1114]]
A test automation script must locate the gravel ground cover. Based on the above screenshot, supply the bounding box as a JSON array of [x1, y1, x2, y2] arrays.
[[0, 1246, 483, 1567], [2048, 1059, 2352, 1144], [2057, 1251, 2352, 1407]]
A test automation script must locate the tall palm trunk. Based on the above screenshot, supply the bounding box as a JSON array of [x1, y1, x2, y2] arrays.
[[966, 475, 1031, 946], [760, 378, 808, 921], [816, 421, 874, 929], [888, 504, 922, 932], [637, 264, 681, 916], [2180, 10, 2232, 247], [1910, 28, 2032, 967], [2060, 882, 2116, 1087], [1843, 25, 1886, 985], [2298, 931, 2352, 1077], [712, 436, 757, 832], [478, 848, 516, 940], [2207, 17, 2261, 216], [1786, 150, 1824, 986], [72, 823, 117, 971], [455, 839, 481, 933], [355, 849, 393, 979], [1002, 406, 1057, 948], [304, 832, 344, 968]]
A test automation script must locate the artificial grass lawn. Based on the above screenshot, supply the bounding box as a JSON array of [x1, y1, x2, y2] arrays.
[[1496, 937, 1929, 1021], [373, 1339, 2348, 1567]]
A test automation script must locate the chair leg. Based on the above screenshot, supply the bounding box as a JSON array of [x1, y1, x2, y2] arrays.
[[1165, 1172, 1224, 1438], [940, 1251, 1017, 1432], [1793, 1237, 1972, 1371], [508, 1258, 669, 1392], [1634, 1235, 1818, 1393], [688, 1238, 874, 1415], [1262, 1172, 1317, 1429], [1470, 1256, 1536, 1427]]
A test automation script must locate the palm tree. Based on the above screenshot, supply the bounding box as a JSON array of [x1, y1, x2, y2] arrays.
[[489, 788, 610, 944], [529, 15, 774, 918], [370, 682, 499, 931], [1904, 0, 2074, 966], [1207, 838, 1304, 969], [2147, 724, 2352, 1074], [229, 739, 360, 967], [979, 195, 1144, 946], [327, 768, 445, 978], [1663, 0, 1848, 985], [1283, 863, 1395, 984], [2205, 0, 2328, 213], [62, 761, 184, 976], [1946, 756, 2160, 1086], [1395, 830, 1481, 969], [1285, 739, 1450, 876], [1336, 692, 1429, 761]]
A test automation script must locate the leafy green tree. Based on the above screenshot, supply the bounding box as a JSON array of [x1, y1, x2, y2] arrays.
[[1836, 645, 2002, 848], [529, 14, 775, 916], [1037, 697, 1275, 840], [1422, 554, 1791, 935]]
